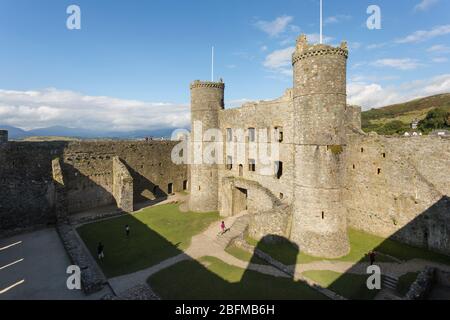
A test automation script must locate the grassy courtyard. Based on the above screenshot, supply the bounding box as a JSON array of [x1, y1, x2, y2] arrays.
[[147, 256, 328, 300], [77, 204, 219, 277], [78, 205, 449, 299]]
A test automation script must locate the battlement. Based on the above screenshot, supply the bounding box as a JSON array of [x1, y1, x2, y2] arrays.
[[292, 34, 348, 65], [190, 80, 225, 90]]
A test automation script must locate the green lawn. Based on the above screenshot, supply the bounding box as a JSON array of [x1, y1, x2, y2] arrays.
[[225, 245, 270, 265], [302, 270, 379, 300], [77, 204, 219, 277], [246, 228, 450, 266], [148, 256, 328, 300]]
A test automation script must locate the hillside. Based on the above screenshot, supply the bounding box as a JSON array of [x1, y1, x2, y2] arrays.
[[362, 93, 450, 134]]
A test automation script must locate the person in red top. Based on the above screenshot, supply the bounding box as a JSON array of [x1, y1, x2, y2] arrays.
[[220, 221, 226, 235]]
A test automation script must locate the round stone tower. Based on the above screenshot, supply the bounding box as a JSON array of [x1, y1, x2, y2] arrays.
[[188, 80, 224, 212], [0, 130, 8, 144], [290, 35, 350, 258]]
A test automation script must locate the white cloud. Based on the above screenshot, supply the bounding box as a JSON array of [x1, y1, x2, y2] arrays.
[[432, 57, 449, 63], [427, 44, 450, 54], [324, 15, 351, 25], [366, 43, 387, 50], [254, 15, 294, 37], [0, 88, 189, 131], [305, 33, 333, 44], [348, 74, 450, 109], [263, 47, 295, 69], [396, 24, 450, 43], [348, 42, 362, 50], [414, 0, 439, 11], [371, 58, 422, 70], [263, 34, 335, 77]]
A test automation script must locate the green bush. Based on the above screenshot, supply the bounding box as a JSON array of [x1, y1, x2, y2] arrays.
[[418, 108, 450, 133]]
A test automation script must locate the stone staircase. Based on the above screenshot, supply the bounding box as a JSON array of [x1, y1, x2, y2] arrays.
[[214, 215, 250, 249], [374, 274, 403, 300], [383, 274, 399, 290]]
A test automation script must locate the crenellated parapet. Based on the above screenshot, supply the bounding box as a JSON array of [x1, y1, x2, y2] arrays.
[[292, 35, 348, 65], [190, 80, 225, 90]]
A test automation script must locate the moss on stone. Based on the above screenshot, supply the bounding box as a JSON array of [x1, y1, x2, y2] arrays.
[[329, 145, 344, 155]]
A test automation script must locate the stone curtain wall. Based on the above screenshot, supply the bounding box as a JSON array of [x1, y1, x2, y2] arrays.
[[112, 156, 133, 212], [345, 135, 450, 255], [0, 140, 187, 232], [62, 141, 187, 212], [217, 90, 295, 209], [62, 143, 115, 213], [0, 142, 64, 233]]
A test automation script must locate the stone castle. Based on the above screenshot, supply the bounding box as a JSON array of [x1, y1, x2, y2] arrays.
[[187, 34, 450, 258], [1, 34, 449, 259]]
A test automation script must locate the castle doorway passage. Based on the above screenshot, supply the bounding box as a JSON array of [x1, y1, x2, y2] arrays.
[[232, 187, 248, 215]]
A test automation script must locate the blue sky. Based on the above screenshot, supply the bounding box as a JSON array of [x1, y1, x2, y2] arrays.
[[0, 0, 449, 131]]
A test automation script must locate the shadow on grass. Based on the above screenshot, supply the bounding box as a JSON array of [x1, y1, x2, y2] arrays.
[[78, 196, 450, 300], [245, 196, 450, 300], [148, 234, 327, 300], [77, 203, 218, 278], [328, 195, 450, 299], [77, 205, 327, 299]]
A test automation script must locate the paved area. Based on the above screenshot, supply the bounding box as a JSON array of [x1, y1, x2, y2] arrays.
[[0, 228, 110, 300]]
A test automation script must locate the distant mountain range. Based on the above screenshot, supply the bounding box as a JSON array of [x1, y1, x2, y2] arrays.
[[0, 124, 184, 140]]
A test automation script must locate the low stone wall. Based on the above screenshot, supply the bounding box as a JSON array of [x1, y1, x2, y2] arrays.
[[404, 267, 435, 300], [56, 223, 106, 294], [248, 204, 292, 242]]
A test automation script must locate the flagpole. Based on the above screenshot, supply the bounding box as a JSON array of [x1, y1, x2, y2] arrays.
[[211, 46, 214, 82], [320, 0, 323, 44]]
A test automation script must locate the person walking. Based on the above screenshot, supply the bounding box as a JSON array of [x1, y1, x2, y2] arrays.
[[368, 250, 376, 265], [97, 242, 105, 260], [220, 221, 226, 235], [125, 224, 130, 238]]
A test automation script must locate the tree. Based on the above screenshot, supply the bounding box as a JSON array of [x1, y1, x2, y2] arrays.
[[418, 108, 450, 133]]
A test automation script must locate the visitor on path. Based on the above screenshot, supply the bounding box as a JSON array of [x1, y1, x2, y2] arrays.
[[97, 242, 105, 260], [220, 221, 226, 235], [368, 250, 376, 265], [125, 224, 130, 238]]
